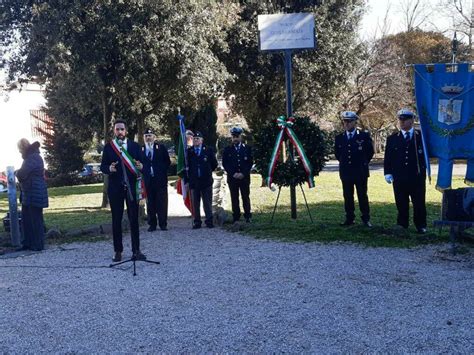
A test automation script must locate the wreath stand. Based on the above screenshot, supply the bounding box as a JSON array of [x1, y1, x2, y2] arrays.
[[270, 183, 314, 223]]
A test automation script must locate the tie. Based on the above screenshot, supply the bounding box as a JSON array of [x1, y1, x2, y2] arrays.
[[348, 132, 353, 140], [405, 132, 410, 143], [235, 144, 240, 152], [195, 148, 200, 156], [147, 151, 152, 160]]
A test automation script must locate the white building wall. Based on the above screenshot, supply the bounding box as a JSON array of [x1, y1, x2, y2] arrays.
[[0, 83, 47, 171]]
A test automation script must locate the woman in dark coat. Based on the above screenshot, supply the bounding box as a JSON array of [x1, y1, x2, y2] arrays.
[[16, 139, 49, 251]]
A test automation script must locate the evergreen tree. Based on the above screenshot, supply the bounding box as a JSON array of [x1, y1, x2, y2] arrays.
[[221, 0, 365, 132], [190, 104, 218, 150]]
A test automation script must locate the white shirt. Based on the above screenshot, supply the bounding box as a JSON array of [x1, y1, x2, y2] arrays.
[[118, 138, 128, 151], [145, 143, 154, 176], [145, 143, 154, 159], [346, 130, 357, 139], [401, 127, 414, 139]]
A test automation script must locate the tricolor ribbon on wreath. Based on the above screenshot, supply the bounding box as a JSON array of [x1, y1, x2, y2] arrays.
[[111, 138, 146, 201], [267, 116, 315, 189]]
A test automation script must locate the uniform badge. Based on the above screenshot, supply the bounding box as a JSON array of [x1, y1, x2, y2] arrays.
[[244, 156, 248, 160], [204, 157, 208, 162], [358, 146, 363, 150], [418, 149, 423, 154]]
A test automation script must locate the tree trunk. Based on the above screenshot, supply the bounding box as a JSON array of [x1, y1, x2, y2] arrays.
[[373, 132, 380, 154], [101, 89, 114, 208]]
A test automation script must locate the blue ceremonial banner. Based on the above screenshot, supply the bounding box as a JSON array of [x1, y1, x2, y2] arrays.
[[414, 63, 474, 190]]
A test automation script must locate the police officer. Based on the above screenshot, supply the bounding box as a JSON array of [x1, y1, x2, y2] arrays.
[[335, 111, 374, 227], [384, 109, 427, 233], [187, 131, 218, 229], [141, 128, 171, 232], [222, 127, 253, 223]]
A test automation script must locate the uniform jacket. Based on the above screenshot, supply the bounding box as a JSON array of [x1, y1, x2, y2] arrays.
[[140, 142, 171, 188], [222, 143, 253, 183], [384, 130, 426, 182], [16, 142, 49, 208], [335, 129, 374, 180], [187, 145, 218, 189], [100, 139, 142, 193]]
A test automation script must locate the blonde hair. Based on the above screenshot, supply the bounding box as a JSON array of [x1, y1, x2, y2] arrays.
[[17, 138, 30, 153]]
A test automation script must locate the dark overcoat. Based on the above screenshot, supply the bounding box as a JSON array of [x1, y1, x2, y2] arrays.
[[16, 142, 48, 208]]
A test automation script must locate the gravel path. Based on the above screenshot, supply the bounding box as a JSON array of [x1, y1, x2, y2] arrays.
[[0, 217, 473, 353]]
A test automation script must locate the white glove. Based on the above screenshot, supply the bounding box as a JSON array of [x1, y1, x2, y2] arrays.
[[384, 174, 393, 184]]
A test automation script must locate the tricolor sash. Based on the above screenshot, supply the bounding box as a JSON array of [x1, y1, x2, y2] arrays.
[[111, 138, 146, 201]]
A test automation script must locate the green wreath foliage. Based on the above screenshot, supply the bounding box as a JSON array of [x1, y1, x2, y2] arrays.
[[253, 116, 331, 187], [423, 106, 474, 138]]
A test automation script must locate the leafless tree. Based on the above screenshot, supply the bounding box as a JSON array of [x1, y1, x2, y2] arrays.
[[397, 0, 435, 32], [340, 9, 412, 153], [437, 0, 474, 59]]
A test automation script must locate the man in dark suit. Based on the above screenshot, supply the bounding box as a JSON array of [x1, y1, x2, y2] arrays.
[[335, 111, 374, 227], [384, 109, 427, 234], [222, 127, 253, 223], [187, 131, 218, 229], [141, 128, 171, 232], [100, 119, 146, 262]]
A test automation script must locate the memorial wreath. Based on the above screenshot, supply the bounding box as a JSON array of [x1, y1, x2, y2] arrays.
[[253, 116, 330, 188]]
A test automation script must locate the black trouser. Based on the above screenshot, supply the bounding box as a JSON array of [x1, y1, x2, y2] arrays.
[[108, 186, 140, 253], [146, 178, 168, 229], [191, 185, 213, 226], [393, 178, 427, 229], [341, 178, 370, 223], [21, 205, 45, 251], [228, 177, 251, 221]]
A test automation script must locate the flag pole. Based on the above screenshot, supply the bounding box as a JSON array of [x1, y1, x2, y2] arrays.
[[177, 109, 195, 220]]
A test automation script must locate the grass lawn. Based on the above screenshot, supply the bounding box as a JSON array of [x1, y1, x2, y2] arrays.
[[0, 183, 110, 234], [226, 171, 471, 247], [0, 173, 472, 248]]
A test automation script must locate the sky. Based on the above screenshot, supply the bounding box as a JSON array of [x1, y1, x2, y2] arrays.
[[361, 0, 452, 40]]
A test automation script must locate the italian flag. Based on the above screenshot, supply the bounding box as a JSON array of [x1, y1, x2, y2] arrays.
[[176, 115, 193, 215]]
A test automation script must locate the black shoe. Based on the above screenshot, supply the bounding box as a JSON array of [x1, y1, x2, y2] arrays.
[[133, 251, 147, 261], [340, 220, 355, 226], [147, 226, 156, 232], [15, 246, 30, 251], [396, 224, 408, 229], [363, 221, 373, 228], [245, 218, 251, 223], [192, 223, 202, 229], [112, 252, 122, 262], [160, 226, 168, 231], [417, 228, 427, 234], [206, 223, 214, 228]]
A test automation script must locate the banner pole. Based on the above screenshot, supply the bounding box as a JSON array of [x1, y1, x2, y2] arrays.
[[284, 49, 297, 219]]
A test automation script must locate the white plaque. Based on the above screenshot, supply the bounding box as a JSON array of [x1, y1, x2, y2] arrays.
[[258, 13, 315, 51]]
